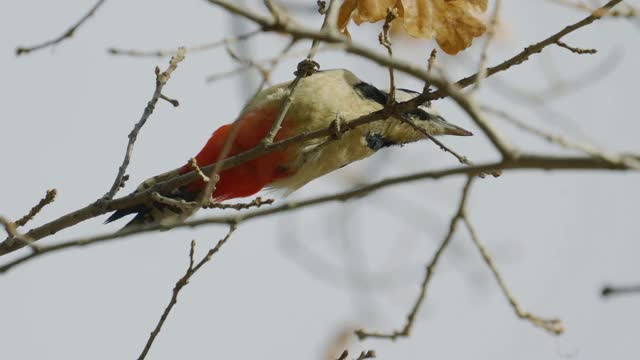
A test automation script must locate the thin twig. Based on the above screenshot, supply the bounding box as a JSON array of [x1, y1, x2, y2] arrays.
[[224, 40, 271, 80], [259, 0, 338, 145], [379, 7, 398, 104], [195, 171, 222, 208], [461, 214, 564, 335], [601, 283, 640, 297], [472, 0, 502, 91], [101, 48, 186, 201], [149, 192, 197, 212], [189, 158, 210, 183], [355, 177, 474, 340], [264, 0, 286, 24], [14, 189, 57, 227], [482, 105, 640, 169], [555, 40, 597, 54], [205, 65, 255, 83], [205, 44, 320, 83], [204, 197, 274, 210], [422, 49, 438, 94], [550, 0, 638, 18], [137, 224, 237, 360], [258, 60, 317, 145], [487, 47, 620, 105], [400, 116, 473, 166], [107, 29, 260, 57], [159, 94, 179, 107], [16, 0, 107, 56]]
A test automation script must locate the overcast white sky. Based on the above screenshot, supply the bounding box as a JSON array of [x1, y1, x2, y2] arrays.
[[1, 1, 640, 359]]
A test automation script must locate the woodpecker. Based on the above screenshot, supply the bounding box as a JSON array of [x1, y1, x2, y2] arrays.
[[106, 69, 472, 227]]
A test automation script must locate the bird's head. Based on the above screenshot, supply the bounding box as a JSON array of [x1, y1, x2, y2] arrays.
[[362, 88, 472, 150], [347, 73, 472, 148]]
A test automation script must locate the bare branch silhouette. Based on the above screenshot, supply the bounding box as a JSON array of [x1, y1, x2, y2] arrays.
[[16, 0, 107, 56], [138, 225, 237, 359]]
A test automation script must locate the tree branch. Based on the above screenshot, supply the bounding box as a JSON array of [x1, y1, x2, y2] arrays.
[[16, 0, 107, 56], [101, 48, 186, 200], [137, 225, 237, 360], [436, 0, 623, 98], [107, 29, 260, 57], [259, 0, 338, 145], [355, 177, 475, 340], [601, 283, 640, 297], [461, 214, 563, 334], [1, 152, 637, 264], [14, 189, 57, 227]]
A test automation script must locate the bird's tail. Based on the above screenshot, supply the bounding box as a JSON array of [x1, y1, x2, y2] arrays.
[[104, 168, 197, 228], [105, 189, 198, 228], [104, 204, 153, 228]]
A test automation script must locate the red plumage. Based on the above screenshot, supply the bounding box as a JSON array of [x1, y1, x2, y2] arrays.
[[179, 106, 292, 201]]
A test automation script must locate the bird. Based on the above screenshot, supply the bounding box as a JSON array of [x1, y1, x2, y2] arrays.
[[106, 68, 472, 227]]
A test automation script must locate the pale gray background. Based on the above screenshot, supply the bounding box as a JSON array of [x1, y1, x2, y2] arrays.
[[1, 1, 639, 359]]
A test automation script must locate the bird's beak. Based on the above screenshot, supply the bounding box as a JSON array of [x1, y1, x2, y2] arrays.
[[434, 116, 473, 136]]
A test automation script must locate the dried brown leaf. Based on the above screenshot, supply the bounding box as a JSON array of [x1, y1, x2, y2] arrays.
[[337, 0, 487, 54], [354, 0, 400, 23]]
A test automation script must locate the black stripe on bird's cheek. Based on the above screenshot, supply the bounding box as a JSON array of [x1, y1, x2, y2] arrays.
[[366, 133, 397, 151], [354, 82, 388, 105]]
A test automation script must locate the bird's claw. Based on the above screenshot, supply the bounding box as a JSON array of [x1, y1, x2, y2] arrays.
[[330, 113, 347, 140], [294, 59, 320, 77]]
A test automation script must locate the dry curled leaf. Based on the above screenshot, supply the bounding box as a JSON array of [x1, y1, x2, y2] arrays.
[[338, 0, 487, 54]]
